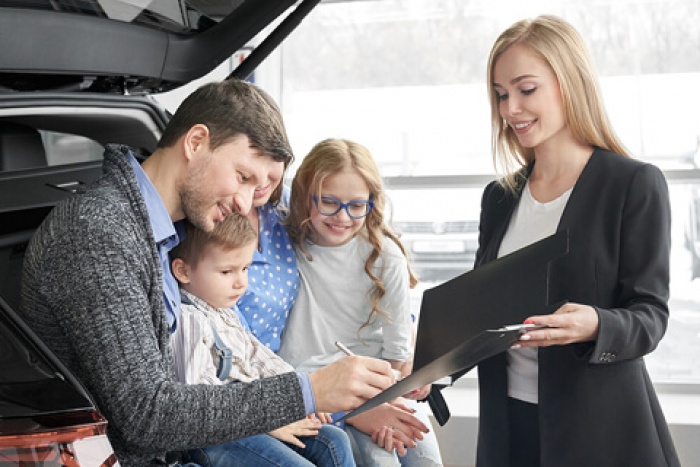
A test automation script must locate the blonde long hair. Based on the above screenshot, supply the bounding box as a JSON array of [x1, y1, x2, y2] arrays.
[[287, 138, 418, 329], [487, 15, 629, 191]]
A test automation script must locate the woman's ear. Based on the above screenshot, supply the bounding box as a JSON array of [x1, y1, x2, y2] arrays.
[[171, 258, 191, 284]]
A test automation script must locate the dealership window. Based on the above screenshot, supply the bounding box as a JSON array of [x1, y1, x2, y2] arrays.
[[263, 0, 700, 385]]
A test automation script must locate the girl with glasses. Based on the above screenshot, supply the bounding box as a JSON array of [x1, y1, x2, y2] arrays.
[[279, 138, 443, 467]]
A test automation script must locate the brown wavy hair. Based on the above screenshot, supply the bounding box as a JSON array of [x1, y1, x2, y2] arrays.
[[287, 138, 418, 330]]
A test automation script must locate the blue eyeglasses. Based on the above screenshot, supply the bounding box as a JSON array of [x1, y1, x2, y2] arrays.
[[312, 195, 374, 219]]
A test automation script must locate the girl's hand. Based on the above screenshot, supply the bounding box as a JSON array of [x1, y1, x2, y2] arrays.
[[268, 415, 321, 448], [347, 400, 428, 456], [373, 426, 401, 455], [511, 302, 599, 349]]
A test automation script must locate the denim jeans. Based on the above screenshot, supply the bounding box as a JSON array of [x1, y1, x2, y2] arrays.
[[187, 424, 355, 467]]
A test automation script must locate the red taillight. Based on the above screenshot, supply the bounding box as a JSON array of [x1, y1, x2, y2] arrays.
[[0, 411, 118, 466]]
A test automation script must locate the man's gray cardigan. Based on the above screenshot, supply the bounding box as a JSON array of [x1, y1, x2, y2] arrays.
[[21, 145, 306, 466]]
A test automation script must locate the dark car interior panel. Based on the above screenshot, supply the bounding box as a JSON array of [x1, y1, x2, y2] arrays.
[[0, 122, 48, 172]]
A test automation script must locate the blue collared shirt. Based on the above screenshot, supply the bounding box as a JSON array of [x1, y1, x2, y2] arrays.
[[127, 152, 183, 332]]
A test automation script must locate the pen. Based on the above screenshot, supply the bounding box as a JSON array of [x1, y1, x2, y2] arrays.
[[335, 341, 354, 356]]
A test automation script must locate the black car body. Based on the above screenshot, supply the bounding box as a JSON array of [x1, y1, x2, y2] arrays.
[[0, 0, 320, 463], [0, 296, 117, 465]]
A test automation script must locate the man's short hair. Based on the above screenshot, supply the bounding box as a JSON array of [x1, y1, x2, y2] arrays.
[[158, 79, 293, 166]]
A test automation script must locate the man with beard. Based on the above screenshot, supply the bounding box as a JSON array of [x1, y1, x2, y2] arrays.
[[20, 79, 396, 467]]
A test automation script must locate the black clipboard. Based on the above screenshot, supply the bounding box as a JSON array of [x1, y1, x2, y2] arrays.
[[341, 230, 569, 422]]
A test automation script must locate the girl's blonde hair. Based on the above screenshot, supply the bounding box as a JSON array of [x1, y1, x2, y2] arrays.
[[487, 15, 629, 191], [287, 138, 418, 330]]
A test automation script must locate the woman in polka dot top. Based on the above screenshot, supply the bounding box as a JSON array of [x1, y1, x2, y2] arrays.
[[236, 160, 300, 352]]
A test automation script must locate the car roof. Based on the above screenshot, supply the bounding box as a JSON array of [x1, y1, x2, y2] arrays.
[[0, 0, 311, 94]]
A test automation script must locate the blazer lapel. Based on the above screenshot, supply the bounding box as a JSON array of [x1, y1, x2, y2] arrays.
[[478, 168, 530, 265], [556, 148, 600, 233], [480, 149, 599, 266]]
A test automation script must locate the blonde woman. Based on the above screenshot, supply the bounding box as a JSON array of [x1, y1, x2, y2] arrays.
[[279, 138, 443, 466], [471, 15, 679, 466]]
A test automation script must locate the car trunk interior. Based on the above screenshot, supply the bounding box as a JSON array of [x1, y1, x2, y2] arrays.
[[0, 102, 167, 312]]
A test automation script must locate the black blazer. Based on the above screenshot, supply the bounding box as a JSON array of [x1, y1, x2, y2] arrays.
[[473, 148, 680, 467]]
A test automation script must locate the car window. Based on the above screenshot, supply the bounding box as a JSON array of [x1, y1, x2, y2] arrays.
[[41, 131, 103, 167], [273, 0, 700, 387], [0, 125, 103, 173]]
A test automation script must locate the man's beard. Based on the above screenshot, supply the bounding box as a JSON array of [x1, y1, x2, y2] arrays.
[[180, 160, 217, 232]]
